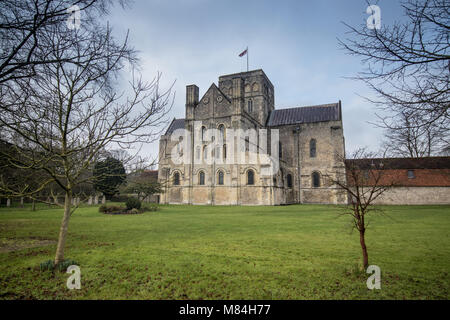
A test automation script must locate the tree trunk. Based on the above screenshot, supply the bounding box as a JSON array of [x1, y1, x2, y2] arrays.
[[31, 199, 36, 211], [54, 192, 72, 266], [359, 229, 369, 269]]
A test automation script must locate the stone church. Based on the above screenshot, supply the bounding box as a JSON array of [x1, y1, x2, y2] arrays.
[[158, 69, 347, 205]]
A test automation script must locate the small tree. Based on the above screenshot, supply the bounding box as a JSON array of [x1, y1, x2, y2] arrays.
[[0, 2, 173, 266], [93, 157, 126, 199], [328, 149, 396, 268], [123, 170, 161, 201]]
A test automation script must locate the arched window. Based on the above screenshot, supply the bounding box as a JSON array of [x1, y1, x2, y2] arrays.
[[201, 126, 206, 141], [287, 174, 293, 188], [218, 124, 225, 142], [203, 145, 207, 160], [310, 139, 316, 158], [173, 172, 180, 185], [217, 171, 224, 185], [199, 171, 205, 185], [223, 144, 227, 159], [247, 169, 255, 185], [312, 172, 320, 188]]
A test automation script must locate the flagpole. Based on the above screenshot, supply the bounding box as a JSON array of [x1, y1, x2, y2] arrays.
[[247, 46, 249, 72]]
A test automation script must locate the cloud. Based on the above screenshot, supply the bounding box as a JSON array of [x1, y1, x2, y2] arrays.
[[105, 0, 401, 161]]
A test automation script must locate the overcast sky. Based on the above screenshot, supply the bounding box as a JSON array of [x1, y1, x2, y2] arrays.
[[107, 0, 405, 160]]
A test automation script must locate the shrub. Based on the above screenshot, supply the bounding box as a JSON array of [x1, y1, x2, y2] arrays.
[[125, 197, 141, 210], [57, 259, 78, 272], [99, 205, 124, 214], [40, 259, 79, 272], [130, 208, 139, 214], [40, 259, 54, 271]]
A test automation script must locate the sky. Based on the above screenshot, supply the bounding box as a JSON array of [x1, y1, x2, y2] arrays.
[[106, 0, 405, 160]]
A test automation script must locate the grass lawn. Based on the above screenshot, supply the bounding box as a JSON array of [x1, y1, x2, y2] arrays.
[[0, 203, 449, 299]]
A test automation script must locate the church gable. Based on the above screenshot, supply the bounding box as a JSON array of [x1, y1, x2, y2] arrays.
[[194, 83, 232, 120]]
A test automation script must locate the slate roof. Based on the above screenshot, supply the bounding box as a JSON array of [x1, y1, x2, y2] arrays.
[[266, 102, 341, 127], [166, 102, 341, 134], [165, 118, 185, 135]]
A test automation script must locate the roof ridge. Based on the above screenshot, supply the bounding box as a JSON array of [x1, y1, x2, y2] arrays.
[[274, 102, 339, 111], [348, 156, 450, 161], [164, 118, 185, 135], [345, 157, 450, 169]]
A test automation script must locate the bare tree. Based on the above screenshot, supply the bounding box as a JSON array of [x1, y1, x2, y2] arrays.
[[381, 110, 449, 157], [441, 145, 450, 155], [328, 149, 396, 268], [0, 3, 173, 265], [339, 0, 449, 131], [0, 0, 126, 84]]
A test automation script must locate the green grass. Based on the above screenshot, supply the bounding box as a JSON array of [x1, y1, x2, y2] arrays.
[[0, 203, 449, 299]]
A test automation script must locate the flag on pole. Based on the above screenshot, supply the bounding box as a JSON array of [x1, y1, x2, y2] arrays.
[[239, 47, 249, 71]]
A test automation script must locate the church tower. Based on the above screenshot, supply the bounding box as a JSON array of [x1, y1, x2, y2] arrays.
[[218, 70, 274, 126]]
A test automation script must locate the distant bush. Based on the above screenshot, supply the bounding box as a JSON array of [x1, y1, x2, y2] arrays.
[[125, 197, 141, 210], [130, 208, 139, 214]]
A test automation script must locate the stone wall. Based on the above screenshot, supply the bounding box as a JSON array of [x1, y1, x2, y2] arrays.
[[373, 186, 450, 205], [273, 118, 346, 205]]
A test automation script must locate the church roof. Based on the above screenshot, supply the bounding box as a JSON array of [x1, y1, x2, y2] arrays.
[[165, 118, 185, 135], [267, 102, 341, 127], [165, 102, 342, 134]]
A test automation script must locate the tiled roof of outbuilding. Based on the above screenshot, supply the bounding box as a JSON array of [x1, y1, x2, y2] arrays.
[[345, 157, 450, 187], [345, 157, 450, 170]]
